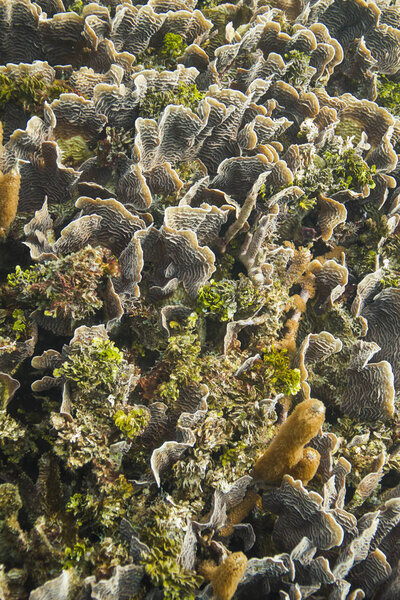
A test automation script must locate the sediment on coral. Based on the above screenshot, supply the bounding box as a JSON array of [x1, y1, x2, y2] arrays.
[[1, 0, 400, 599]]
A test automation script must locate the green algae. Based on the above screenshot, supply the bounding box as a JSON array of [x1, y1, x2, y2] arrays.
[[113, 407, 150, 439], [6, 246, 119, 323], [0, 74, 72, 117], [261, 348, 301, 396], [53, 337, 124, 394], [139, 83, 205, 119], [376, 75, 400, 115]]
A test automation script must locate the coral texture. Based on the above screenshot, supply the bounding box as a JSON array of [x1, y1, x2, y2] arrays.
[[1, 0, 400, 599]]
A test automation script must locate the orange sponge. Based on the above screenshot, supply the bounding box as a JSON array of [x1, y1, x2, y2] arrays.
[[0, 123, 20, 237], [252, 398, 325, 484], [288, 446, 321, 485], [219, 489, 261, 537], [210, 552, 248, 600]]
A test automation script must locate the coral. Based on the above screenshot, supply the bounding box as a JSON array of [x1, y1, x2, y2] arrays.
[[252, 398, 325, 484], [331, 416, 399, 487], [2, 0, 400, 598], [95, 126, 134, 168]]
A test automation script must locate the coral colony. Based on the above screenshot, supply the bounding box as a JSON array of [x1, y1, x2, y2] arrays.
[[3, 1, 400, 599]]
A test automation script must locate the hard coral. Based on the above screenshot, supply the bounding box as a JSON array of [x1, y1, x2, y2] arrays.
[[3, 0, 400, 598], [252, 398, 325, 484]]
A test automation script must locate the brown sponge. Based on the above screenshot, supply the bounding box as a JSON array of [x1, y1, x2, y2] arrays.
[[210, 552, 248, 600], [252, 398, 325, 484]]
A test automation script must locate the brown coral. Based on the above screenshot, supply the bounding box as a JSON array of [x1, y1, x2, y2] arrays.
[[252, 398, 325, 484]]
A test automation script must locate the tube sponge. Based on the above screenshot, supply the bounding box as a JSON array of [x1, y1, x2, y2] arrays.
[[210, 552, 248, 600], [0, 170, 20, 236], [289, 446, 321, 485], [219, 489, 261, 537], [252, 398, 325, 484], [0, 123, 20, 238]]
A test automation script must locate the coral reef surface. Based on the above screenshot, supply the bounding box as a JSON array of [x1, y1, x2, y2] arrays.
[[1, 0, 400, 599]]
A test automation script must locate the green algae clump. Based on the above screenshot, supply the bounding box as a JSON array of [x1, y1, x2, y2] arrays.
[[57, 136, 93, 167], [160, 33, 187, 66], [196, 278, 237, 321], [0, 74, 72, 116], [53, 337, 124, 395], [140, 83, 205, 119], [113, 407, 150, 439], [6, 246, 119, 322], [377, 75, 400, 115], [197, 276, 265, 322], [262, 347, 301, 396]]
